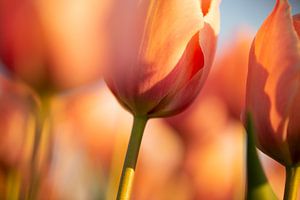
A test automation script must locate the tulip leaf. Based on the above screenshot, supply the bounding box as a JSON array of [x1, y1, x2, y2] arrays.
[[246, 113, 278, 200]]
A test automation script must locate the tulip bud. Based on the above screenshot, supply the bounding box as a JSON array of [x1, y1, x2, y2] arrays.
[[104, 0, 220, 118], [246, 0, 300, 166]]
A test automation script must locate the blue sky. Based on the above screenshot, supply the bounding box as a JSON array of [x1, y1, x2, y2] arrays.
[[219, 0, 300, 46]]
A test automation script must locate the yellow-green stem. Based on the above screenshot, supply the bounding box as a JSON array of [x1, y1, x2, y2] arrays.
[[116, 116, 148, 200], [27, 98, 50, 200], [283, 166, 300, 200], [6, 168, 21, 200]]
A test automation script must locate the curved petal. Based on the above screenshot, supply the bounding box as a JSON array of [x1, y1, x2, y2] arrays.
[[148, 0, 220, 117], [106, 0, 205, 115], [147, 32, 204, 117], [246, 0, 300, 165], [107, 31, 205, 116]]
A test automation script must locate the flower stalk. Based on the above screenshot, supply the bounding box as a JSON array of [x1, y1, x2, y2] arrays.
[[283, 166, 300, 200], [117, 116, 148, 200], [26, 96, 51, 200]]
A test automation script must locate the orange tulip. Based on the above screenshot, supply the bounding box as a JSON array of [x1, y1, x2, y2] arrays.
[[246, 0, 300, 166], [0, 0, 107, 93], [104, 1, 220, 198], [104, 0, 220, 118]]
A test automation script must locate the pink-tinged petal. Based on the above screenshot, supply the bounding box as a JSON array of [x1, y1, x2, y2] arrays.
[[106, 31, 205, 116], [147, 0, 220, 117], [106, 0, 205, 115], [147, 32, 204, 117], [104, 77, 134, 113], [246, 0, 300, 165]]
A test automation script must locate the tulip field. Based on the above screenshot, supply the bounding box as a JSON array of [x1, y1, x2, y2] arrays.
[[0, 0, 299, 199]]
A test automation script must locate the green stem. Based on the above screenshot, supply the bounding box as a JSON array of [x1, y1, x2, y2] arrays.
[[283, 166, 300, 200], [246, 113, 277, 200], [116, 116, 148, 200], [27, 98, 50, 200]]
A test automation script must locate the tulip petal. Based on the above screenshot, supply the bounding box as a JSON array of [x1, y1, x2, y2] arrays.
[[106, 0, 207, 115], [106, 31, 205, 116], [246, 0, 300, 164], [148, 0, 220, 117], [285, 14, 300, 163]]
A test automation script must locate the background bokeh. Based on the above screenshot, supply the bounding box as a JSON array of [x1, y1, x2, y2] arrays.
[[0, 0, 299, 200]]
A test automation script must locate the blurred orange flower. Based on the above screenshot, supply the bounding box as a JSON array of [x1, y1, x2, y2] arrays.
[[0, 0, 107, 93], [246, 0, 300, 166], [209, 33, 251, 119], [104, 0, 220, 118]]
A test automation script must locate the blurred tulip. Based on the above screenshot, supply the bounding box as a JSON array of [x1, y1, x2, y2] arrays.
[[168, 95, 245, 200], [53, 84, 131, 170], [0, 1, 109, 197], [0, 0, 107, 94], [246, 0, 300, 166], [131, 119, 184, 200], [209, 33, 252, 119], [105, 0, 220, 118]]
